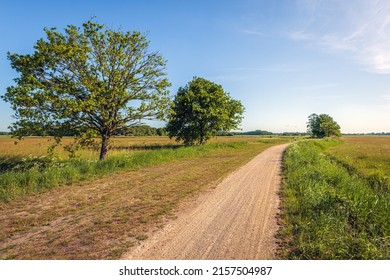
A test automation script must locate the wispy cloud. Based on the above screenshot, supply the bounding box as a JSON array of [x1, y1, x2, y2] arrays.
[[291, 0, 390, 74], [237, 29, 264, 36], [289, 31, 315, 41]]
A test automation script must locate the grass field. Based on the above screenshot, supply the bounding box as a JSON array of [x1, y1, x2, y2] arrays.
[[327, 136, 390, 187], [279, 136, 390, 259], [0, 135, 286, 160], [0, 136, 291, 259], [0, 136, 291, 203]]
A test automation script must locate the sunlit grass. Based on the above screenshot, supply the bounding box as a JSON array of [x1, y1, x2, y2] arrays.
[[0, 136, 178, 160], [279, 139, 390, 259], [0, 135, 292, 160], [326, 136, 390, 184]]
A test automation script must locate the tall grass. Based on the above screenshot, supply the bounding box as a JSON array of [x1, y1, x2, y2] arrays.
[[0, 142, 247, 203], [279, 139, 390, 259]]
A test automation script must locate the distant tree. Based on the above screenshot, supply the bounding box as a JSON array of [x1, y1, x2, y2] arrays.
[[242, 130, 273, 136], [307, 113, 341, 138], [166, 77, 244, 145], [2, 20, 170, 160], [216, 131, 235, 136], [320, 115, 342, 137], [156, 127, 167, 136], [120, 125, 155, 136], [307, 114, 323, 138]]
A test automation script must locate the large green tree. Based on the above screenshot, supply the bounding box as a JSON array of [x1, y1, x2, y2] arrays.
[[307, 113, 341, 138], [2, 20, 170, 159], [166, 77, 244, 145]]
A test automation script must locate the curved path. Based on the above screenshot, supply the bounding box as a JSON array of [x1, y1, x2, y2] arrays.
[[123, 143, 289, 260]]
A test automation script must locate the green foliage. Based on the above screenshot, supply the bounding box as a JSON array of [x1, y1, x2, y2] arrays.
[[307, 113, 341, 138], [240, 130, 273, 135], [2, 20, 170, 160], [166, 77, 244, 145], [279, 140, 390, 259], [118, 125, 167, 136]]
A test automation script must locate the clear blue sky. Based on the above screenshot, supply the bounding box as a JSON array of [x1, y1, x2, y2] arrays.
[[1, 0, 389, 133]]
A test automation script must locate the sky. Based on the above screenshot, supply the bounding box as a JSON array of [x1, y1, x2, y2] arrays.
[[0, 0, 389, 133]]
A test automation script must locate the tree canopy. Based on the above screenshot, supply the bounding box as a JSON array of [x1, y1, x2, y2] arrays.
[[307, 113, 341, 138], [2, 20, 170, 159], [166, 77, 244, 145]]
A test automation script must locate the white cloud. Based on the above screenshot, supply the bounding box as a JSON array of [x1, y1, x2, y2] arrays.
[[237, 29, 264, 36], [289, 31, 315, 41], [292, 0, 390, 74]]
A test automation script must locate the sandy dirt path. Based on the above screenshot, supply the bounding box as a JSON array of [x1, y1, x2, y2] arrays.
[[123, 143, 289, 260]]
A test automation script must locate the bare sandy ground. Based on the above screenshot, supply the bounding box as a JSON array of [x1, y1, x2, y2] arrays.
[[123, 143, 289, 260]]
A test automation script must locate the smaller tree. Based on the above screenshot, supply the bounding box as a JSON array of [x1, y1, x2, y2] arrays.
[[166, 77, 244, 145], [307, 113, 341, 138]]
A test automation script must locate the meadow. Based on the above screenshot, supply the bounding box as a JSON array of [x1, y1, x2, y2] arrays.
[[0, 135, 290, 202], [279, 136, 390, 259], [327, 136, 390, 188], [0, 135, 284, 161], [0, 135, 291, 259]]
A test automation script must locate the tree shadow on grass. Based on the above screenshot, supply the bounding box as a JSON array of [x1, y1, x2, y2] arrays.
[[111, 144, 183, 151], [0, 156, 25, 172]]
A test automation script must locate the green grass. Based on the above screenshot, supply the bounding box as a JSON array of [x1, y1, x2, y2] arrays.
[[326, 136, 390, 190], [279, 139, 390, 259], [0, 142, 251, 203]]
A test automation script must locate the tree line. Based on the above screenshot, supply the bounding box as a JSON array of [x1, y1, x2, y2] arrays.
[[118, 125, 167, 136]]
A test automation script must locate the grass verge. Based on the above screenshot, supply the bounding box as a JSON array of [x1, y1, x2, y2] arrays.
[[278, 139, 390, 259]]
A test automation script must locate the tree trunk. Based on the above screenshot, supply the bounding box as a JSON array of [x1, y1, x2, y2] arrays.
[[199, 125, 205, 145], [99, 135, 110, 160]]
